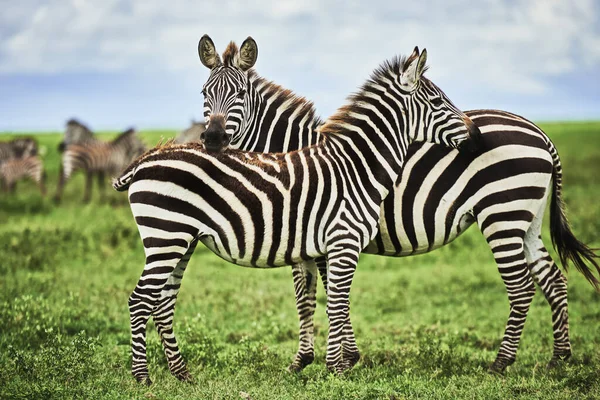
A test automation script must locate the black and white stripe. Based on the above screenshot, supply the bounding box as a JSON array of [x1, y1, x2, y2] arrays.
[[114, 40, 480, 384], [0, 156, 46, 195], [56, 128, 145, 202], [202, 40, 600, 374]]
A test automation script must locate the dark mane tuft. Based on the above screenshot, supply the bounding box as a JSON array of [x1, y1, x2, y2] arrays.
[[222, 41, 239, 67], [248, 70, 322, 127], [320, 54, 428, 136]]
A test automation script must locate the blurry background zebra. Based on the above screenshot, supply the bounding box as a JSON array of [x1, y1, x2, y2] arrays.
[[55, 125, 146, 203], [174, 120, 206, 144], [0, 137, 45, 195]]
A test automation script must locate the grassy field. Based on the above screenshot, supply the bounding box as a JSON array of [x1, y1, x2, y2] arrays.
[[0, 122, 599, 399]]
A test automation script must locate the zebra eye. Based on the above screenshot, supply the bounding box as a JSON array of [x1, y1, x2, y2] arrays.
[[431, 96, 444, 106], [237, 89, 246, 99]]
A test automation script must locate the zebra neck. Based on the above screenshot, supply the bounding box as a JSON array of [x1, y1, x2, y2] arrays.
[[321, 129, 405, 207], [238, 72, 323, 153]]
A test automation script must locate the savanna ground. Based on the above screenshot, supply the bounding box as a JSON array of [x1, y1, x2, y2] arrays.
[[0, 122, 599, 400]]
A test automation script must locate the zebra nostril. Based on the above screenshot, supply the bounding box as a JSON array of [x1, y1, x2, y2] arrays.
[[200, 132, 206, 141]]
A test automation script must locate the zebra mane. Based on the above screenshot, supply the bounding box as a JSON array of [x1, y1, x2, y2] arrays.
[[222, 41, 238, 67], [320, 54, 428, 136], [248, 70, 323, 127], [66, 118, 93, 133]]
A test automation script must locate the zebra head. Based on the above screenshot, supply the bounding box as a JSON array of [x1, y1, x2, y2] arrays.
[[198, 34, 258, 153], [59, 119, 95, 152], [11, 138, 38, 158], [399, 47, 482, 153]]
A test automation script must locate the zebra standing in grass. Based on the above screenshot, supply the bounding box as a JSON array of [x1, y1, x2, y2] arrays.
[[56, 128, 146, 202], [197, 37, 600, 375], [0, 138, 43, 194], [113, 38, 481, 384], [174, 120, 206, 144], [0, 156, 46, 195], [0, 137, 38, 162]]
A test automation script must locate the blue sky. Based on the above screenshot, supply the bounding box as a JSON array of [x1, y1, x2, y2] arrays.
[[1, 0, 599, 131]]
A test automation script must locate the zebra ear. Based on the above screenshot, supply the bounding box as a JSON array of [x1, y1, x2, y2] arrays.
[[401, 46, 427, 88], [238, 36, 258, 71], [198, 34, 222, 69]]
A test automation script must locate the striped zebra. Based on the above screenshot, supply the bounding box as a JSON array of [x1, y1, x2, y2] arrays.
[[0, 138, 42, 194], [0, 137, 38, 162], [113, 39, 481, 384], [0, 156, 46, 195], [55, 128, 146, 202], [58, 119, 101, 151], [199, 38, 600, 374], [174, 120, 206, 144]]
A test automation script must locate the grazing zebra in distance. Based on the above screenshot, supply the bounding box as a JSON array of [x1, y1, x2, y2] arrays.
[[174, 120, 206, 144], [58, 119, 101, 152], [56, 128, 146, 202], [113, 39, 481, 384], [199, 38, 600, 374], [0, 138, 42, 194], [0, 156, 46, 195], [0, 137, 39, 162]]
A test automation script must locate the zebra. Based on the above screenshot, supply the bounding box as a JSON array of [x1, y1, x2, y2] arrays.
[[0, 137, 39, 162], [199, 37, 600, 375], [58, 119, 101, 152], [55, 128, 146, 202], [0, 137, 42, 194], [113, 38, 481, 384], [0, 156, 46, 195], [174, 120, 207, 144]]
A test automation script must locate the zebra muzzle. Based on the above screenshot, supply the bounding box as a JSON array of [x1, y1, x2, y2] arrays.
[[202, 116, 230, 153]]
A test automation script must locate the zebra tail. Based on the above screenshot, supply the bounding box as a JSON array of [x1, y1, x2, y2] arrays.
[[112, 164, 136, 192], [549, 145, 600, 290]]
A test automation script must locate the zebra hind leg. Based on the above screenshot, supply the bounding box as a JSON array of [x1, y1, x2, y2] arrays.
[[288, 260, 318, 372], [152, 240, 198, 382], [129, 242, 190, 385], [486, 231, 536, 375], [524, 204, 571, 368]]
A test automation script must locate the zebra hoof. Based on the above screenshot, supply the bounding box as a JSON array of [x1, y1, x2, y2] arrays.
[[175, 370, 194, 383], [343, 351, 360, 369], [287, 353, 314, 373], [488, 357, 514, 376], [136, 376, 153, 386], [547, 352, 572, 370]]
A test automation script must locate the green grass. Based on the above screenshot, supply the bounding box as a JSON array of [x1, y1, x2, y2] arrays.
[[1, 123, 599, 399]]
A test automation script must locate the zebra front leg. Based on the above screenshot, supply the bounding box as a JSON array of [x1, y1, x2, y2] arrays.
[[488, 236, 536, 374], [83, 171, 93, 202], [314, 256, 359, 370], [54, 164, 66, 203], [325, 237, 361, 374], [129, 248, 188, 385], [152, 240, 198, 382], [289, 260, 318, 372], [97, 172, 106, 200]]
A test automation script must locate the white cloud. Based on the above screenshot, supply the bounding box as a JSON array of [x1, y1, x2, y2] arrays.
[[0, 0, 598, 121]]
